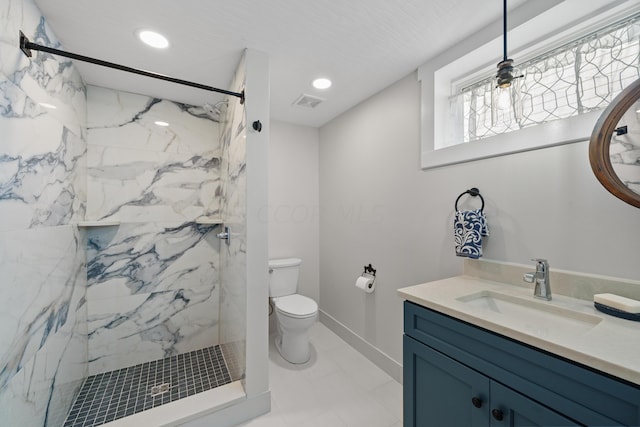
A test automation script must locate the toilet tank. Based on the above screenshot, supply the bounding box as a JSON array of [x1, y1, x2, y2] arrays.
[[269, 258, 302, 297]]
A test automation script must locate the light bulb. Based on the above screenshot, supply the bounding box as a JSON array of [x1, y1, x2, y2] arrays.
[[497, 88, 511, 110]]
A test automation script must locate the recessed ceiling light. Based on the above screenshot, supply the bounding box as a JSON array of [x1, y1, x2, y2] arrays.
[[38, 102, 57, 109], [137, 30, 169, 49], [154, 121, 169, 127], [312, 78, 332, 90]]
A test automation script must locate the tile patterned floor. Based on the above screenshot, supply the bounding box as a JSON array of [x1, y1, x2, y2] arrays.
[[237, 322, 403, 427], [63, 345, 232, 427]]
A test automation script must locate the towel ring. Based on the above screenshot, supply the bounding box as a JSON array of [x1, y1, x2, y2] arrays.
[[455, 188, 484, 212]]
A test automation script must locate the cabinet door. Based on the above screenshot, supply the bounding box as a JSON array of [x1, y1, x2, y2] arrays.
[[489, 382, 582, 427], [404, 335, 490, 427]]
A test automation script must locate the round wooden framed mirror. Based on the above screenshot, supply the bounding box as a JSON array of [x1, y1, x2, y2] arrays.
[[589, 78, 640, 208]]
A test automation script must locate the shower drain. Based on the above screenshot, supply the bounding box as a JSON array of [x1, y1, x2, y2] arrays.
[[149, 383, 171, 397]]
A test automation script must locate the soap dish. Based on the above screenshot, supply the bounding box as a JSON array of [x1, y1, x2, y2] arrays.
[[594, 302, 640, 321]]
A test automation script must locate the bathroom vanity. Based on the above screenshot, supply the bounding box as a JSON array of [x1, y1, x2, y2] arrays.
[[398, 261, 640, 426]]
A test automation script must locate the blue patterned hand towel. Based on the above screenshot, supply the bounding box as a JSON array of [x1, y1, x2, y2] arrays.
[[454, 209, 489, 259]]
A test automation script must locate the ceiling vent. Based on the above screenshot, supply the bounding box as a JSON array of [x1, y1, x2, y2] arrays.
[[293, 94, 324, 108]]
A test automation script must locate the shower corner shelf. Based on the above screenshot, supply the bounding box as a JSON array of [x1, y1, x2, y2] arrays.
[[195, 217, 224, 225], [78, 220, 120, 227]]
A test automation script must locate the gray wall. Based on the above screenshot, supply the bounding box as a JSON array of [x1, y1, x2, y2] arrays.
[[318, 72, 640, 367], [268, 121, 320, 303]]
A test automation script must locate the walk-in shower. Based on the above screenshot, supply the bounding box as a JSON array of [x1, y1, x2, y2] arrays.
[[1, 4, 269, 425], [62, 80, 249, 425]]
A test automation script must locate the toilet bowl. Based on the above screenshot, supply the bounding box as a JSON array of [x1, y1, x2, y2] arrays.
[[273, 294, 318, 363], [269, 258, 318, 364]]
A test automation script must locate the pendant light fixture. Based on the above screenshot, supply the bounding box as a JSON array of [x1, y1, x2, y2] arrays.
[[496, 0, 522, 88], [492, 0, 523, 122]]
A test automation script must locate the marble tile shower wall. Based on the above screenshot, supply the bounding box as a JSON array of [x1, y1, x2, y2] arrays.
[[85, 86, 223, 375], [219, 56, 247, 377], [0, 1, 88, 426]]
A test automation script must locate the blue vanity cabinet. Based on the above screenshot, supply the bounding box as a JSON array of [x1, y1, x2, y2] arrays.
[[404, 335, 578, 426], [403, 335, 490, 427], [403, 301, 640, 427], [404, 334, 491, 426], [489, 381, 578, 426]]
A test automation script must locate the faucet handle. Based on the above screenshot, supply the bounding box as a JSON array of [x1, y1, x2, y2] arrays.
[[531, 258, 548, 270]]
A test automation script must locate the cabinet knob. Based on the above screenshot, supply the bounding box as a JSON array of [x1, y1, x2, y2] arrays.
[[471, 397, 483, 408], [491, 409, 504, 421]]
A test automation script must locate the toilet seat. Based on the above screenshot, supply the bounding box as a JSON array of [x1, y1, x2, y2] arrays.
[[274, 294, 318, 319]]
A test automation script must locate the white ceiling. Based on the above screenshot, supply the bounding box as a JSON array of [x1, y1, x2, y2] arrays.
[[34, 0, 528, 127]]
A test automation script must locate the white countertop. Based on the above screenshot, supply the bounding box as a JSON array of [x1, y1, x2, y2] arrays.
[[398, 275, 640, 386]]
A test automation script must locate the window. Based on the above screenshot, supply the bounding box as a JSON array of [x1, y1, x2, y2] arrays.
[[419, 0, 640, 170], [457, 14, 639, 145]]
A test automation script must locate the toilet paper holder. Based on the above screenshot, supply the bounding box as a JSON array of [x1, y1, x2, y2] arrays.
[[362, 264, 376, 278], [355, 264, 377, 293]]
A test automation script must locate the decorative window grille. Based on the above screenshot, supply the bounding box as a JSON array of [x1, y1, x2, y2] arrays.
[[454, 13, 640, 144]]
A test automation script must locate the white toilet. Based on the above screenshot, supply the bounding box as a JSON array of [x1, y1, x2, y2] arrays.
[[269, 258, 318, 364]]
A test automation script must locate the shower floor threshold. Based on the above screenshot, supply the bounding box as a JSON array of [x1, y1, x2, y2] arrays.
[[64, 345, 237, 427], [101, 381, 245, 427]]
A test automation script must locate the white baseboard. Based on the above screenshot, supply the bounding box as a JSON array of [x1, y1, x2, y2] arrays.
[[319, 310, 403, 384]]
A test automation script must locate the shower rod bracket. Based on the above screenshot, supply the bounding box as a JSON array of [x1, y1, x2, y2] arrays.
[[19, 31, 245, 103], [19, 31, 33, 57]]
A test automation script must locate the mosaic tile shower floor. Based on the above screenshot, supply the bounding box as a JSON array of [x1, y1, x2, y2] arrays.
[[63, 345, 233, 427]]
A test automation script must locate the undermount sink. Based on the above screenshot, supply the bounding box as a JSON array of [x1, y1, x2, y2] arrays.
[[457, 290, 602, 338]]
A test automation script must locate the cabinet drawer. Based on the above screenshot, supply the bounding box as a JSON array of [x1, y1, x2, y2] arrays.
[[404, 301, 640, 426]]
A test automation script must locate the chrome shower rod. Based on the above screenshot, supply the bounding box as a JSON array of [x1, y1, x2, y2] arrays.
[[19, 31, 244, 103]]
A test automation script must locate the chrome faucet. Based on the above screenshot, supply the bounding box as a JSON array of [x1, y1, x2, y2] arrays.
[[523, 259, 552, 301]]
